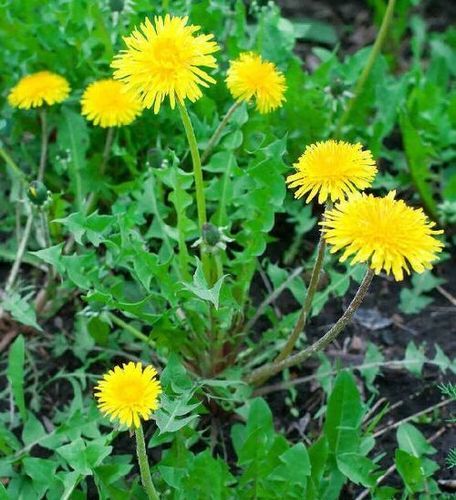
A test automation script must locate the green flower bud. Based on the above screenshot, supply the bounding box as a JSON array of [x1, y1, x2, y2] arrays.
[[27, 181, 48, 207], [109, 0, 124, 12], [202, 223, 221, 247]]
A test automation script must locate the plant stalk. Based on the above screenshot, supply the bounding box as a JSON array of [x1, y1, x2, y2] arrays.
[[335, 0, 396, 136], [38, 109, 48, 182], [177, 101, 211, 281], [108, 312, 155, 346], [246, 268, 375, 385], [201, 101, 241, 164], [5, 212, 34, 293], [135, 424, 160, 500], [275, 233, 326, 363]]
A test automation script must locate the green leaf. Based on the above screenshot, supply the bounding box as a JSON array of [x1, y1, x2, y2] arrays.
[[0, 482, 7, 500], [57, 438, 91, 476], [154, 394, 200, 435], [22, 457, 57, 498], [404, 341, 426, 376], [307, 437, 328, 500], [397, 423, 437, 457], [395, 449, 425, 493], [399, 271, 444, 314], [58, 107, 89, 210], [324, 371, 378, 487], [30, 243, 64, 274], [7, 335, 26, 422], [2, 292, 41, 330], [22, 412, 46, 446], [182, 258, 227, 309], [360, 342, 384, 393], [54, 212, 115, 247], [271, 443, 311, 485], [324, 371, 363, 456], [399, 111, 438, 220]]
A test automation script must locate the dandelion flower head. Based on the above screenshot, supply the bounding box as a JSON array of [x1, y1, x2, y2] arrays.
[[8, 71, 70, 110], [286, 140, 377, 204], [111, 14, 219, 114], [94, 362, 162, 428], [226, 52, 286, 113], [322, 191, 443, 281], [81, 79, 142, 128]]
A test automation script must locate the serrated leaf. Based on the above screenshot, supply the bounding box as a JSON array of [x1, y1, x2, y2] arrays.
[[182, 258, 227, 309], [404, 341, 426, 376], [2, 292, 41, 330]]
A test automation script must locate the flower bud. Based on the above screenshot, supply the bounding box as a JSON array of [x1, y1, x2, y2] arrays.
[[27, 181, 49, 207], [202, 223, 221, 247]]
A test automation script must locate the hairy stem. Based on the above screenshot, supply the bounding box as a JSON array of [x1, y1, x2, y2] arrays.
[[335, 0, 396, 136], [201, 101, 241, 164], [246, 268, 375, 385], [37, 109, 48, 182], [135, 424, 160, 500], [275, 234, 326, 363]]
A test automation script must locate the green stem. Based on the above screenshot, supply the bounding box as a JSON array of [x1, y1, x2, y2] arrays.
[[177, 102, 207, 229], [5, 211, 34, 293], [177, 101, 211, 281], [38, 109, 48, 182], [201, 101, 241, 165], [335, 0, 396, 136], [275, 228, 326, 363], [0, 147, 26, 184], [108, 312, 155, 346], [246, 268, 375, 385], [135, 424, 160, 500]]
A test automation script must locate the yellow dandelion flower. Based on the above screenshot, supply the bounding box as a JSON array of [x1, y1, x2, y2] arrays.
[[94, 362, 162, 428], [111, 14, 219, 114], [322, 191, 444, 281], [8, 71, 70, 110], [81, 79, 142, 128], [226, 52, 286, 113], [287, 140, 377, 204]]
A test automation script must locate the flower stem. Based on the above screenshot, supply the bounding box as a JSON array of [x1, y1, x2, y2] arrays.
[[274, 232, 326, 364], [246, 268, 375, 385], [201, 101, 241, 165], [107, 312, 155, 346], [135, 424, 160, 500], [335, 0, 396, 136], [177, 101, 211, 280], [38, 109, 48, 182], [5, 211, 34, 293]]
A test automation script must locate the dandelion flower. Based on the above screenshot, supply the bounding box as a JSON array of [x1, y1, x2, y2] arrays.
[[286, 140, 377, 204], [94, 362, 162, 428], [111, 14, 219, 114], [322, 191, 443, 281], [81, 79, 142, 128], [8, 71, 70, 110], [226, 52, 286, 113]]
